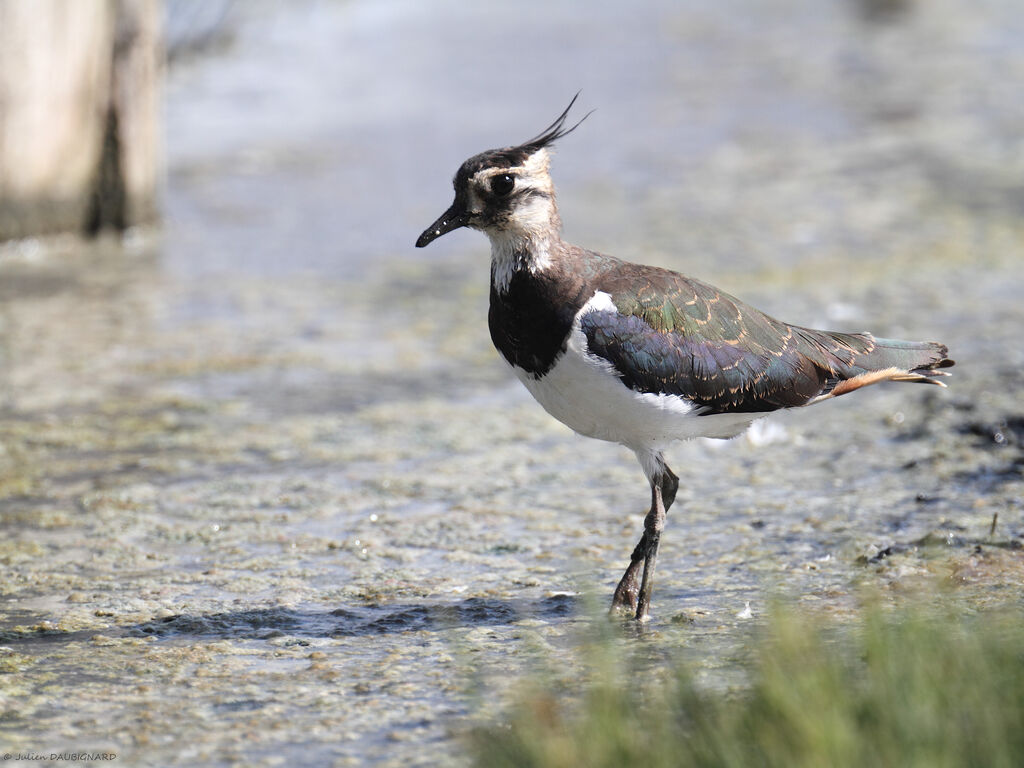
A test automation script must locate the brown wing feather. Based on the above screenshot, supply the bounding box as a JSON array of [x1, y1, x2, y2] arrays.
[[585, 263, 952, 414]]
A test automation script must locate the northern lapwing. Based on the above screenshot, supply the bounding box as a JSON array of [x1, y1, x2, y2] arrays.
[[415, 96, 954, 621]]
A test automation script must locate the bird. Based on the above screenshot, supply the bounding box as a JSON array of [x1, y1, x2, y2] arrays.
[[415, 95, 954, 621]]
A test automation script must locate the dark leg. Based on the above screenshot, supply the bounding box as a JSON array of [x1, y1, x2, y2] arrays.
[[610, 461, 678, 619], [662, 464, 679, 509], [609, 528, 649, 614], [635, 482, 666, 621]]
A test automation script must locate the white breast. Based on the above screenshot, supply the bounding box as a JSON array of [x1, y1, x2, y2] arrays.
[[511, 291, 765, 451]]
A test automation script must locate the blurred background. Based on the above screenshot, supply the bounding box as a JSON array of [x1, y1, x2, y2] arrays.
[[1, 1, 1022, 765]]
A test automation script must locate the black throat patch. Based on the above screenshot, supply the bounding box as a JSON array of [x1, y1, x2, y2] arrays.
[[487, 263, 589, 378]]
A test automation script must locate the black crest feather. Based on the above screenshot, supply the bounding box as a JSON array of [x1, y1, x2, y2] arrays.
[[451, 94, 592, 182], [520, 92, 593, 153]]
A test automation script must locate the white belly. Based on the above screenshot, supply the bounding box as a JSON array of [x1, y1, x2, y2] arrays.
[[511, 291, 766, 451]]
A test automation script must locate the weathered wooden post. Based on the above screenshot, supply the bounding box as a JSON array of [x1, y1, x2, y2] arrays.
[[0, 0, 161, 241]]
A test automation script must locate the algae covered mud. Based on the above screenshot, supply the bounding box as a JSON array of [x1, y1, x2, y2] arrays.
[[2, 1, 1024, 765]]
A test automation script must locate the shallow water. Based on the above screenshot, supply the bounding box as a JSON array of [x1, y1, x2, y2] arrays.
[[2, 0, 1024, 765]]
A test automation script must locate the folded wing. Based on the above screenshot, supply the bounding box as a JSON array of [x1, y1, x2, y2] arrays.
[[582, 265, 952, 415]]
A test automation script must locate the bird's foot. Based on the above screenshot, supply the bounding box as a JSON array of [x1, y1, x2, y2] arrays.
[[609, 559, 643, 615]]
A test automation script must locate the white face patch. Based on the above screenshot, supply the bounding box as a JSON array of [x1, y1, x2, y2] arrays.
[[478, 149, 560, 293], [471, 149, 552, 189], [470, 149, 556, 226]]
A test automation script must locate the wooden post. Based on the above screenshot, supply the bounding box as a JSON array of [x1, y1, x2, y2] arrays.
[[0, 0, 161, 241]]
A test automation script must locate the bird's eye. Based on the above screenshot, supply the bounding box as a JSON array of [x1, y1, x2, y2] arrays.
[[490, 173, 515, 196]]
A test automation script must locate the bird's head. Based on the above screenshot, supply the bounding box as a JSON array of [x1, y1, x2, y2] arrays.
[[415, 95, 590, 249]]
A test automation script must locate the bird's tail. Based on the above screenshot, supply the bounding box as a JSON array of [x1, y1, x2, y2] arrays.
[[800, 331, 954, 404]]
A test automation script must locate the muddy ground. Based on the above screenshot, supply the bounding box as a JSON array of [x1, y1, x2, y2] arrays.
[[2, 1, 1023, 766]]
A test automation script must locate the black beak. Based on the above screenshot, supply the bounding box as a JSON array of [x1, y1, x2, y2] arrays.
[[415, 199, 470, 248]]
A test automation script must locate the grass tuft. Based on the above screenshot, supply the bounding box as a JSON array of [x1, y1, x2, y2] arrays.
[[471, 604, 1024, 768]]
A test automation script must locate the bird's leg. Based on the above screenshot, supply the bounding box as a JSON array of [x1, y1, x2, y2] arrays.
[[610, 531, 648, 614], [634, 480, 667, 622], [610, 464, 678, 619]]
